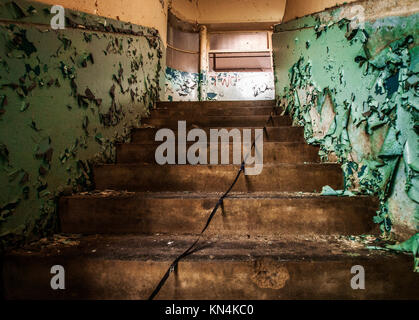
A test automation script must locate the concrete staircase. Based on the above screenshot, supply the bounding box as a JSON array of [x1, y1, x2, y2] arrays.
[[3, 100, 418, 299]]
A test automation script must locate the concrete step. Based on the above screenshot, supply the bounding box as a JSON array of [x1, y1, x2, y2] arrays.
[[157, 100, 276, 109], [4, 234, 418, 300], [150, 106, 276, 117], [142, 115, 291, 128], [131, 127, 306, 144], [93, 163, 343, 192], [116, 142, 320, 164], [59, 191, 379, 235]]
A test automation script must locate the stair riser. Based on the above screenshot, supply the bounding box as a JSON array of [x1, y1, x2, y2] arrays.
[[94, 165, 343, 192], [116, 143, 320, 164], [60, 196, 378, 235], [5, 257, 417, 300], [157, 100, 275, 108], [143, 116, 291, 128], [150, 107, 276, 117], [132, 127, 306, 144]]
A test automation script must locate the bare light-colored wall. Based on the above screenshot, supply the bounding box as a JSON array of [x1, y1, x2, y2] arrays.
[[35, 0, 169, 43], [282, 0, 359, 22], [170, 0, 286, 27], [197, 0, 286, 25], [169, 0, 199, 24]]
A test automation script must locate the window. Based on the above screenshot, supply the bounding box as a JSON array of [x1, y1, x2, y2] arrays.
[[209, 31, 272, 72]]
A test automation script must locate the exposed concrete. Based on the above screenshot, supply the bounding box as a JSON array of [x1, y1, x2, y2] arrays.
[[142, 115, 291, 127], [98, 100, 341, 193], [93, 163, 344, 192], [59, 191, 378, 235], [116, 142, 320, 164], [132, 126, 307, 144], [157, 100, 275, 108], [4, 234, 418, 299], [251, 259, 290, 289], [4, 97, 411, 299], [150, 105, 275, 117]]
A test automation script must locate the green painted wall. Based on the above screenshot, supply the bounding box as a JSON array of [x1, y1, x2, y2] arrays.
[[273, 1, 418, 240], [0, 0, 163, 245]]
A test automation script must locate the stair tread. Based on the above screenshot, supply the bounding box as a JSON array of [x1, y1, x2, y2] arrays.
[[117, 141, 315, 146], [152, 106, 276, 114], [6, 234, 417, 300], [157, 100, 275, 107], [136, 126, 295, 129], [5, 234, 405, 262], [94, 162, 343, 192], [60, 191, 378, 236], [95, 163, 339, 168], [65, 190, 375, 200], [131, 126, 305, 143], [142, 115, 292, 127], [144, 115, 284, 118], [154, 106, 276, 109]]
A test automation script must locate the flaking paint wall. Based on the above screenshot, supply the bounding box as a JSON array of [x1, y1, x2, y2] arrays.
[[0, 0, 163, 245], [273, 0, 419, 238]]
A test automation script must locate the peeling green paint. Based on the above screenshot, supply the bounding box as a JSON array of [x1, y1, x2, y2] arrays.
[[164, 66, 199, 101], [387, 233, 419, 272], [321, 185, 355, 197], [0, 0, 163, 246], [273, 5, 418, 253]]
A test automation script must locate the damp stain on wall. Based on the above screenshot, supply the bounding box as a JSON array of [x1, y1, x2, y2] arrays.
[[273, 1, 418, 269], [0, 0, 163, 245]]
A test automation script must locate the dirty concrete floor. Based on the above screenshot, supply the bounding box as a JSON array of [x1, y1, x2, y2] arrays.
[[6, 233, 404, 262]]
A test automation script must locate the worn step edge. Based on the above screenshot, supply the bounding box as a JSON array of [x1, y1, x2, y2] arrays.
[[142, 116, 292, 127], [157, 100, 276, 108], [59, 191, 379, 235], [150, 106, 277, 117], [131, 126, 306, 144], [93, 163, 344, 192], [4, 234, 418, 300], [116, 142, 320, 164]]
